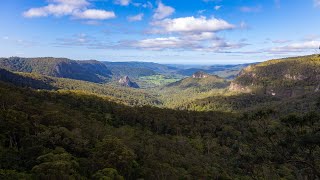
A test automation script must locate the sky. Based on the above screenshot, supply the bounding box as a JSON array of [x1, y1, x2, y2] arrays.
[[0, 0, 320, 64]]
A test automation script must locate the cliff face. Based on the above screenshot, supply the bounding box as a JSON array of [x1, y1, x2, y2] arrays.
[[192, 71, 209, 79], [118, 76, 140, 88], [230, 55, 320, 97]]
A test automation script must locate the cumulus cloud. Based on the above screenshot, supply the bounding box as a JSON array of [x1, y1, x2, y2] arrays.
[[123, 34, 247, 51], [151, 16, 234, 34], [153, 2, 175, 20], [127, 13, 144, 22], [23, 0, 115, 20], [134, 37, 195, 50], [114, 0, 131, 6], [74, 9, 115, 20]]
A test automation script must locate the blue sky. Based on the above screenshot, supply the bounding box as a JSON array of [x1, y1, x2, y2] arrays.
[[0, 0, 320, 64]]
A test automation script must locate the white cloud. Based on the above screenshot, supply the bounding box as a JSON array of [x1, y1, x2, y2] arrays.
[[132, 1, 153, 8], [182, 32, 216, 41], [127, 13, 144, 22], [211, 40, 247, 50], [270, 41, 320, 53], [134, 37, 193, 50], [153, 2, 175, 20], [214, 5, 221, 10], [74, 9, 116, 20], [114, 0, 131, 6], [151, 16, 234, 34], [315, 0, 320, 7], [125, 34, 247, 51], [23, 0, 115, 20]]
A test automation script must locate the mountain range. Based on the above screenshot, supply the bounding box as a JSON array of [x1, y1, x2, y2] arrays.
[[0, 54, 319, 179]]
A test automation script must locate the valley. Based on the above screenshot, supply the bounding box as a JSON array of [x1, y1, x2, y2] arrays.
[[0, 54, 319, 179]]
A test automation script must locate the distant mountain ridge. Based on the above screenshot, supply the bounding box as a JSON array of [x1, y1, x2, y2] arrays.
[[165, 71, 229, 91], [0, 57, 112, 83], [176, 63, 255, 79]]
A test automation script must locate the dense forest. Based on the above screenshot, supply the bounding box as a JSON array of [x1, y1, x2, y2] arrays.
[[0, 55, 319, 179]]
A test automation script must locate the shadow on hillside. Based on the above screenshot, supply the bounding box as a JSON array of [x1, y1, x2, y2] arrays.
[[0, 68, 57, 90]]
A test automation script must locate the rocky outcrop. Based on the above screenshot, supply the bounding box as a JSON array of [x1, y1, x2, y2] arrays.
[[192, 71, 209, 79], [119, 76, 140, 88]]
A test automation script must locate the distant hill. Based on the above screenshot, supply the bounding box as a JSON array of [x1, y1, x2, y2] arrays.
[[103, 61, 178, 75], [0, 57, 112, 83], [230, 55, 320, 97], [107, 66, 157, 78], [176, 63, 254, 79], [165, 71, 229, 92], [0, 68, 160, 106]]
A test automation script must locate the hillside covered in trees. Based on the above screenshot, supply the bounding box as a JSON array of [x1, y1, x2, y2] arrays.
[[0, 54, 320, 179]]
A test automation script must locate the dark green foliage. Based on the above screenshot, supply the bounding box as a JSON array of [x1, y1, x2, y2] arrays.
[[0, 69, 161, 106], [107, 66, 157, 78], [92, 168, 124, 180], [0, 80, 319, 179], [0, 54, 320, 179], [0, 57, 112, 83]]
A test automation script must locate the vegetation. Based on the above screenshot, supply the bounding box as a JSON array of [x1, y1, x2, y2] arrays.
[[0, 79, 319, 179], [0, 57, 112, 83], [231, 55, 320, 97], [137, 75, 183, 88], [0, 54, 320, 179], [0, 69, 161, 106]]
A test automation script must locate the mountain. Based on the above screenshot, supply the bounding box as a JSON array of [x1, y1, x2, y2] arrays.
[[103, 61, 178, 75], [165, 71, 229, 91], [0, 66, 319, 179], [0, 68, 160, 106], [118, 76, 140, 88], [0, 55, 320, 179], [0, 57, 112, 83], [176, 63, 254, 79], [230, 55, 320, 97]]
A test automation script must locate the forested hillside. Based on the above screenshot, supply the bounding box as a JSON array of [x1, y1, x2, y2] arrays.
[[0, 76, 319, 179], [0, 57, 112, 83], [0, 55, 320, 179], [230, 55, 320, 97], [0, 69, 161, 106]]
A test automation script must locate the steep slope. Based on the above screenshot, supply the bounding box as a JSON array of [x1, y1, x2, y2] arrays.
[[159, 72, 230, 108], [0, 57, 112, 83], [118, 76, 140, 88], [0, 75, 319, 179], [165, 71, 229, 91], [0, 68, 160, 106], [230, 55, 320, 97]]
